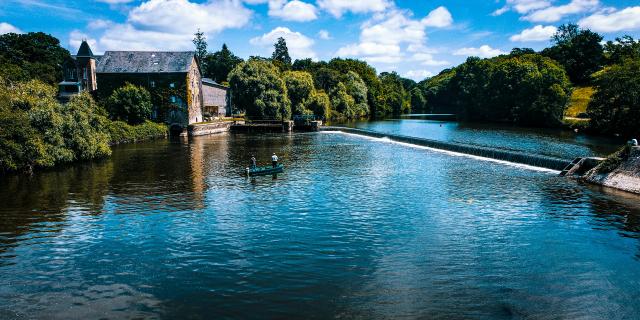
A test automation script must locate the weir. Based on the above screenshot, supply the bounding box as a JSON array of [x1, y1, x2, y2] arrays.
[[321, 126, 572, 171]]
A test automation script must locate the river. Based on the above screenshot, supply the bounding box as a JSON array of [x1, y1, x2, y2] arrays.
[[333, 115, 622, 159], [1, 129, 639, 319]]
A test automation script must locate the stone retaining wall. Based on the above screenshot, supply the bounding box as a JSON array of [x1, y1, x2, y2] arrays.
[[188, 122, 232, 136]]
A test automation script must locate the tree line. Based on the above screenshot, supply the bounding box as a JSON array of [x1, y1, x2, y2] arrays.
[[417, 24, 640, 138], [194, 33, 414, 120]]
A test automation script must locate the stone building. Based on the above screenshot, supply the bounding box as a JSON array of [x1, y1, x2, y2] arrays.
[[202, 78, 230, 119], [60, 40, 205, 128]]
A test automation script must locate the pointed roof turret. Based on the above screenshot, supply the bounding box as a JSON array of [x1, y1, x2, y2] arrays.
[[76, 40, 94, 58]]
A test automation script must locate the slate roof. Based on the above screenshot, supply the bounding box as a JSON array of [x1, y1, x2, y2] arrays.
[[202, 78, 229, 89], [96, 51, 196, 73], [76, 41, 94, 57]]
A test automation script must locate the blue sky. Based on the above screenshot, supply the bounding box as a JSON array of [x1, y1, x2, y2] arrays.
[[1, 0, 639, 80]]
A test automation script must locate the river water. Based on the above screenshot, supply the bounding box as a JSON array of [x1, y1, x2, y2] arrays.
[[335, 116, 622, 159], [1, 131, 639, 319]]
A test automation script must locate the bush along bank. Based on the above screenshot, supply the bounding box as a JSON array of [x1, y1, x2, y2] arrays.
[[0, 78, 167, 174], [582, 143, 640, 194]]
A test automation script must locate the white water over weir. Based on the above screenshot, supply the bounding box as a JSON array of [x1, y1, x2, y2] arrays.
[[321, 126, 572, 171]]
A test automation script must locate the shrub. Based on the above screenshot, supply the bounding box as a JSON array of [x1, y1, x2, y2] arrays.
[[106, 83, 152, 125]]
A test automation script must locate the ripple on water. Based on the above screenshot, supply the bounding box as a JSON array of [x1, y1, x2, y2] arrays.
[[0, 132, 639, 319]]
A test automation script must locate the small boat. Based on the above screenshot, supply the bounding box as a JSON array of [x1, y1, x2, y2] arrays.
[[245, 164, 284, 176]]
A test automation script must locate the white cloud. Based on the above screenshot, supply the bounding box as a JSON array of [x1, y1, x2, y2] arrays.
[[268, 0, 317, 21], [410, 52, 449, 66], [0, 22, 21, 35], [421, 6, 453, 28], [73, 0, 252, 53], [249, 27, 316, 60], [493, 0, 552, 15], [96, 0, 135, 3], [522, 0, 599, 22], [335, 7, 452, 66], [453, 45, 507, 58], [579, 6, 640, 32], [404, 69, 433, 81], [318, 30, 331, 40], [317, 0, 390, 18], [87, 19, 114, 30], [69, 30, 99, 54], [510, 25, 557, 42], [129, 0, 251, 34]]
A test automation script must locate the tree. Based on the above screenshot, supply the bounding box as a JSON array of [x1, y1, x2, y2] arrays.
[[0, 78, 111, 173], [272, 37, 292, 70], [542, 23, 603, 84], [308, 91, 331, 119], [0, 32, 71, 84], [603, 36, 640, 65], [282, 71, 315, 115], [192, 29, 208, 69], [587, 59, 640, 138], [446, 54, 571, 126], [379, 72, 409, 115], [410, 87, 427, 113], [228, 59, 291, 120], [330, 82, 355, 117], [328, 58, 383, 117], [341, 71, 368, 117], [202, 44, 244, 83], [107, 83, 153, 125], [510, 48, 535, 56], [419, 68, 456, 114]]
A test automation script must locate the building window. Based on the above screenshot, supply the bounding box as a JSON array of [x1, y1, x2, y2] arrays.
[[83, 68, 87, 80], [150, 81, 155, 88], [170, 96, 176, 103], [169, 82, 175, 88]]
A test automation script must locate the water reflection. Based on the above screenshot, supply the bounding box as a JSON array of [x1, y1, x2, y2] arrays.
[[0, 132, 639, 319]]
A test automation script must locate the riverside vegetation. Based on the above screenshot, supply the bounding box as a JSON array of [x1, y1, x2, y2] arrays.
[[1, 24, 639, 173]]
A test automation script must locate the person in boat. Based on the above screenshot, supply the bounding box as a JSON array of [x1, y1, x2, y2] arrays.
[[272, 153, 278, 168], [250, 155, 257, 169]]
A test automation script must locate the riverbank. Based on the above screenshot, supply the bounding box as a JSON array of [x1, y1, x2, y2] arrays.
[[582, 146, 640, 194]]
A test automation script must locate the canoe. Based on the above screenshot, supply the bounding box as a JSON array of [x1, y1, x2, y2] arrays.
[[245, 164, 284, 176]]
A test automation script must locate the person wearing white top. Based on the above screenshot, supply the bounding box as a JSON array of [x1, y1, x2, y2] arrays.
[[271, 153, 278, 168]]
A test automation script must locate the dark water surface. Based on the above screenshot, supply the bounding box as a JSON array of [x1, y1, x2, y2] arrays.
[[335, 117, 622, 159], [1, 133, 640, 319]]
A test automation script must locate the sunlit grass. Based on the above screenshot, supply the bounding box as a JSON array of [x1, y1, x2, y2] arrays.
[[565, 86, 594, 117]]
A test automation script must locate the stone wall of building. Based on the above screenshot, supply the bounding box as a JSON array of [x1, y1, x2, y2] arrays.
[[202, 84, 228, 117], [187, 58, 203, 124]]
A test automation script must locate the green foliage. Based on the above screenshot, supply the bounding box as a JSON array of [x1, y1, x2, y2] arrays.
[[340, 71, 369, 117], [106, 83, 153, 125], [272, 37, 292, 70], [410, 87, 427, 113], [307, 91, 331, 119], [379, 72, 410, 115], [418, 68, 457, 113], [192, 29, 208, 68], [542, 23, 604, 85], [327, 58, 382, 117], [106, 120, 168, 145], [565, 86, 594, 117], [203, 44, 244, 83], [597, 145, 631, 174], [282, 71, 315, 115], [0, 32, 72, 84], [603, 36, 640, 65], [421, 54, 571, 126], [0, 79, 112, 173], [330, 82, 355, 118], [587, 59, 640, 138], [228, 59, 291, 120]]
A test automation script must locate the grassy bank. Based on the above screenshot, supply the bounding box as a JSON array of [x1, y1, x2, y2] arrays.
[[565, 86, 594, 117]]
